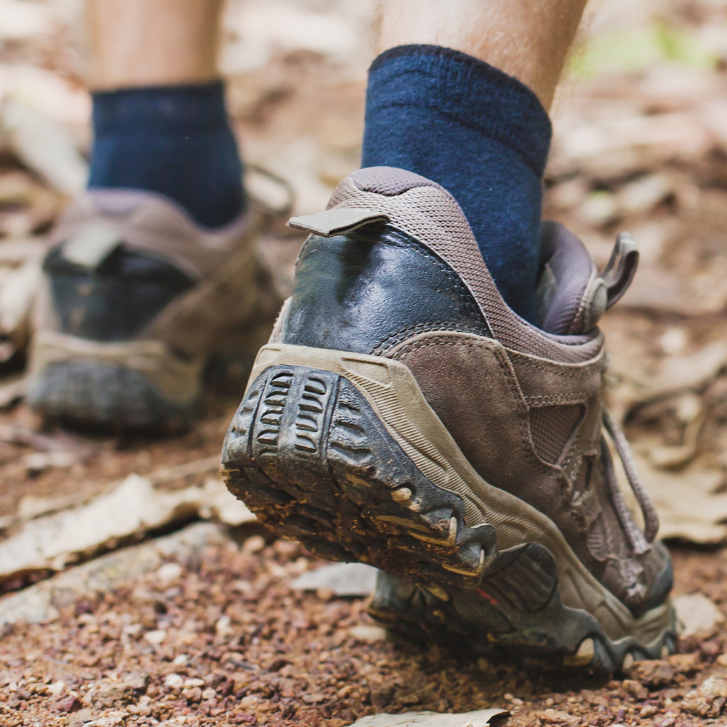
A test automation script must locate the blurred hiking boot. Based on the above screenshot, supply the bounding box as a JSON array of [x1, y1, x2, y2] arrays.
[[28, 186, 285, 430], [220, 166, 677, 672]]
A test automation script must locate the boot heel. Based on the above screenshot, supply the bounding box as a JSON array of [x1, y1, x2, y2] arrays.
[[221, 362, 498, 590]]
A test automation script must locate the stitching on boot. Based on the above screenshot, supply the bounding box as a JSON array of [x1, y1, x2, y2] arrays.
[[374, 321, 487, 356]]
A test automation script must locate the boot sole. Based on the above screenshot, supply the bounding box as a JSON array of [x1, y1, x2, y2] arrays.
[[368, 569, 675, 674], [28, 331, 202, 430], [221, 343, 678, 672]]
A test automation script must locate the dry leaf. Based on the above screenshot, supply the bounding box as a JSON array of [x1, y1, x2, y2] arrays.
[[349, 710, 509, 727], [0, 474, 254, 583]]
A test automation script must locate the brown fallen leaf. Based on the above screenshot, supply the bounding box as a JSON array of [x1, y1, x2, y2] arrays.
[[0, 522, 226, 627], [0, 474, 254, 584]]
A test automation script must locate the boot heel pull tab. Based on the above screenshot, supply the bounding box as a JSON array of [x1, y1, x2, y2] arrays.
[[288, 208, 390, 238], [61, 220, 124, 270], [601, 232, 639, 310]]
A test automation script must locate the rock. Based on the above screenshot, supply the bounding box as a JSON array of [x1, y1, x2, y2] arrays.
[[538, 709, 580, 726], [698, 677, 727, 699], [68, 707, 94, 726], [55, 695, 81, 713], [348, 709, 509, 727], [239, 695, 260, 709], [216, 614, 233, 637], [675, 593, 726, 637], [183, 686, 202, 702], [155, 562, 183, 585], [370, 684, 396, 709], [0, 522, 227, 628], [84, 681, 133, 709], [47, 680, 66, 697], [291, 562, 378, 596], [84, 711, 128, 727], [622, 679, 649, 700], [683, 677, 727, 718], [164, 674, 184, 689], [624, 660, 675, 687], [348, 625, 388, 643], [668, 652, 701, 673], [122, 671, 149, 690], [144, 629, 166, 645]]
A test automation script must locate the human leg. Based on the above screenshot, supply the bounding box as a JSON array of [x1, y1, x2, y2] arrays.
[[86, 0, 244, 229], [378, 0, 588, 110], [363, 0, 588, 320], [28, 1, 270, 429], [88, 0, 222, 91]]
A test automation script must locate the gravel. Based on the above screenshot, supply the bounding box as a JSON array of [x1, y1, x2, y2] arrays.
[[0, 534, 726, 727]]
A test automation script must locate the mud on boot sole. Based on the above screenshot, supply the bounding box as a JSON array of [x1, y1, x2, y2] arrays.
[[221, 343, 677, 668]]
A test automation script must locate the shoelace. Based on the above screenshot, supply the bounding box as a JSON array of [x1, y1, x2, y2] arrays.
[[600, 409, 659, 556]]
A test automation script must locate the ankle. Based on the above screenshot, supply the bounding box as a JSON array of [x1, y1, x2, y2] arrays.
[[362, 45, 552, 320], [88, 81, 245, 229]]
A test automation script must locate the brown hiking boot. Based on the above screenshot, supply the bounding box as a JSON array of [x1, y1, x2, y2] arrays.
[[28, 187, 283, 430], [220, 167, 677, 672]]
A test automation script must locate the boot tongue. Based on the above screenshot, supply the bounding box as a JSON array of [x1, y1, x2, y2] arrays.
[[535, 222, 639, 335]]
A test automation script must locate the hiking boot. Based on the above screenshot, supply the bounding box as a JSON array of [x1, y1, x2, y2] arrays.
[[220, 167, 677, 672], [28, 188, 282, 430]]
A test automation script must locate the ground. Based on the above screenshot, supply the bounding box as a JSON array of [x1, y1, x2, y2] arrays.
[[3, 0, 727, 725], [2, 539, 727, 727]]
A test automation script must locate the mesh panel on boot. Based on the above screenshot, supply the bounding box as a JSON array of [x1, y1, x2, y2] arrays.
[[349, 167, 435, 196], [529, 404, 584, 463]]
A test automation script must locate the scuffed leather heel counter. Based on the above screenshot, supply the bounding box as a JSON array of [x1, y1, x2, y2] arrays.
[[280, 225, 491, 355]]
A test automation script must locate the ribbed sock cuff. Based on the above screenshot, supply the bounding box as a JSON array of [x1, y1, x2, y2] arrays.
[[92, 80, 229, 137], [367, 45, 552, 177]]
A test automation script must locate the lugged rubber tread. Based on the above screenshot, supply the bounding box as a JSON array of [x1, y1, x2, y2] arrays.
[[28, 360, 196, 431], [222, 365, 497, 588]]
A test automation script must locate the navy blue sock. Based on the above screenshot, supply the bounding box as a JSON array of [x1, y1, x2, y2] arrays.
[[362, 45, 552, 320], [89, 81, 245, 229]]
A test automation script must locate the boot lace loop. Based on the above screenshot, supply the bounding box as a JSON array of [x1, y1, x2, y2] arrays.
[[600, 408, 659, 556]]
